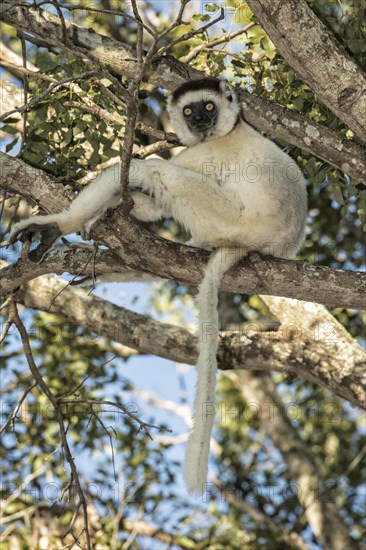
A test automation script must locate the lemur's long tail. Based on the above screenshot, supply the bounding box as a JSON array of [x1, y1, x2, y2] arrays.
[[184, 247, 243, 495]]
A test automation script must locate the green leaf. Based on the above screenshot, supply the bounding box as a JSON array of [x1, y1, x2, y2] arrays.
[[231, 59, 246, 68], [192, 14, 210, 22], [63, 128, 73, 146], [203, 2, 220, 11], [1, 124, 19, 134], [5, 137, 19, 152], [35, 52, 59, 71], [330, 181, 345, 205], [1, 117, 20, 124]]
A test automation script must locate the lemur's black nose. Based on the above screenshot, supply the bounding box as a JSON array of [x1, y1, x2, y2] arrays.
[[193, 114, 204, 122]]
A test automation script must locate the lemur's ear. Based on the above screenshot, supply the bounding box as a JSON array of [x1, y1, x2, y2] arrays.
[[219, 80, 236, 102]]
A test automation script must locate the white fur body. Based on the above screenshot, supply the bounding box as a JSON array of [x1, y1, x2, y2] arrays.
[[9, 81, 307, 495]]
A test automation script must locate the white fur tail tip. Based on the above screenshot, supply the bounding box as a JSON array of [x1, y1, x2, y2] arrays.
[[184, 425, 212, 495]]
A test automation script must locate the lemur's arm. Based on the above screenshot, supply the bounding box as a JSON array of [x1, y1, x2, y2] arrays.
[[8, 162, 164, 262]]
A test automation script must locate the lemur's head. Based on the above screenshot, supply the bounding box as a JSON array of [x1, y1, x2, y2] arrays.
[[167, 78, 241, 146]]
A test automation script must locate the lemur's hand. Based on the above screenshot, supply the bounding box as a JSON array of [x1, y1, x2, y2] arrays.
[[8, 222, 62, 262]]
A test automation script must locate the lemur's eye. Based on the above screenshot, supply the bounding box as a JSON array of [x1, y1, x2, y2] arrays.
[[205, 102, 215, 111], [183, 107, 192, 116]]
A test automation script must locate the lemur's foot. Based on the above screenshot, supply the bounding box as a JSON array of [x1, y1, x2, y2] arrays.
[[81, 219, 96, 240], [9, 222, 62, 263]]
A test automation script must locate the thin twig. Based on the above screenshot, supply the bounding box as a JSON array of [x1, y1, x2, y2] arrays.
[[18, 32, 28, 155], [0, 61, 54, 82], [63, 100, 124, 127], [0, 465, 47, 515], [135, 121, 178, 144], [134, 140, 177, 158], [182, 23, 256, 63], [0, 372, 34, 396], [50, 0, 68, 44], [0, 319, 12, 345], [16, 28, 57, 51], [59, 398, 171, 440], [157, 0, 191, 42], [0, 190, 8, 232], [117, 0, 146, 203], [116, 0, 193, 204], [61, 3, 157, 38], [46, 245, 100, 308], [158, 6, 225, 56], [90, 404, 117, 481], [59, 356, 116, 399], [0, 381, 37, 436], [131, 0, 144, 72], [96, 79, 128, 107]]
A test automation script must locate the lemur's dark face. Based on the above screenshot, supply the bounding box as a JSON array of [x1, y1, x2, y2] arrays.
[[167, 78, 241, 147], [182, 100, 218, 140]]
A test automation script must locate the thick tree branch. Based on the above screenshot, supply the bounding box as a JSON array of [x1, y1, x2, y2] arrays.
[[260, 295, 366, 408], [0, 151, 75, 212], [1, 154, 365, 310], [2, 243, 365, 311], [13, 274, 366, 410], [246, 0, 366, 142], [240, 93, 366, 184], [219, 295, 363, 548], [1, 1, 365, 182]]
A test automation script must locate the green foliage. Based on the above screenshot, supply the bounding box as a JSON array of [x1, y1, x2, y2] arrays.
[[1, 314, 177, 547], [15, 51, 127, 179], [215, 376, 365, 548]]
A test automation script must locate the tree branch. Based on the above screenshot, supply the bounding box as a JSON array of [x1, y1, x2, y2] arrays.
[[245, 0, 366, 142], [2, 237, 366, 312], [0, 380, 37, 436], [0, 70, 98, 122], [260, 295, 366, 408], [182, 24, 255, 64], [0, 151, 75, 213], [1, 0, 365, 182], [12, 274, 366, 410], [239, 92, 366, 184]]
